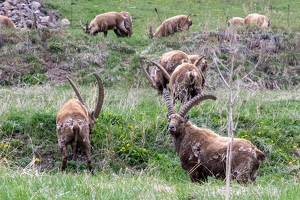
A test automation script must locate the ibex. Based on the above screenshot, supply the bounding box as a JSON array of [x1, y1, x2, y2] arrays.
[[0, 15, 16, 28], [149, 15, 192, 38], [162, 89, 265, 183], [56, 74, 104, 174], [244, 13, 270, 28], [80, 11, 130, 37], [227, 17, 245, 27], [144, 59, 205, 104]]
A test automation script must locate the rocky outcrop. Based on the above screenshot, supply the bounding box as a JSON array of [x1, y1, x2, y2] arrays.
[[0, 0, 69, 29]]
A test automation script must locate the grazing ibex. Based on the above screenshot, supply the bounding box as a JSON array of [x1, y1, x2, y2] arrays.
[[0, 15, 16, 28], [149, 15, 192, 38], [144, 56, 205, 104], [162, 89, 266, 184], [244, 13, 270, 28], [80, 11, 130, 37], [143, 50, 190, 94], [56, 74, 104, 174]]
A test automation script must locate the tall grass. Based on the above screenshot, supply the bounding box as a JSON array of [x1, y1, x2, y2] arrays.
[[0, 165, 300, 199]]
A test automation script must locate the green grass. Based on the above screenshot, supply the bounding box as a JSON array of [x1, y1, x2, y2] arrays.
[[0, 166, 300, 199]]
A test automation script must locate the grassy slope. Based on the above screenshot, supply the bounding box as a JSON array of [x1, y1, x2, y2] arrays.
[[0, 0, 300, 198]]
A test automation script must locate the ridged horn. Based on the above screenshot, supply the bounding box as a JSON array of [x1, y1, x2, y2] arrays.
[[150, 61, 171, 81], [180, 13, 192, 29], [162, 88, 175, 115], [93, 73, 104, 119], [178, 93, 216, 117], [142, 63, 157, 89], [67, 76, 88, 109], [194, 55, 206, 67]]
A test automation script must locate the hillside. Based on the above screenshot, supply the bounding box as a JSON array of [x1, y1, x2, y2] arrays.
[[0, 0, 300, 194]]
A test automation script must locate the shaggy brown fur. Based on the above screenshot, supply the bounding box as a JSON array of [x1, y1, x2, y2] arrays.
[[142, 50, 190, 94], [81, 12, 129, 37], [153, 15, 192, 38], [163, 89, 266, 184], [56, 74, 104, 174], [0, 15, 16, 28], [227, 17, 245, 27], [244, 13, 270, 28], [169, 63, 205, 104], [114, 11, 132, 37]]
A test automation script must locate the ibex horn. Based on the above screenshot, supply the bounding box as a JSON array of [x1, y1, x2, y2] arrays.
[[150, 61, 171, 81], [93, 73, 104, 119], [194, 55, 206, 68], [67, 76, 89, 109], [142, 63, 157, 89], [178, 93, 216, 117], [162, 88, 176, 115]]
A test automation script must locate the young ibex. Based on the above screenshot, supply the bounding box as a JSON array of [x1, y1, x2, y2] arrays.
[[56, 74, 104, 174], [162, 89, 265, 183], [244, 13, 270, 28]]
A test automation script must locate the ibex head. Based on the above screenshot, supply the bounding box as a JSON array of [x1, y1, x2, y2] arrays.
[[67, 73, 104, 134], [79, 20, 91, 34], [162, 88, 216, 136]]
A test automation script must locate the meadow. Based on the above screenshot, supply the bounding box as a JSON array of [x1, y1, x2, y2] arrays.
[[0, 0, 300, 199]]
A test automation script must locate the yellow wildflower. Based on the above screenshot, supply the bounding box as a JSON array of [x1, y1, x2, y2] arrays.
[[35, 158, 40, 162], [120, 147, 126, 152], [257, 132, 261, 135], [126, 143, 130, 147], [288, 161, 292, 165], [293, 146, 297, 149], [3, 157, 7, 161], [4, 144, 9, 148]]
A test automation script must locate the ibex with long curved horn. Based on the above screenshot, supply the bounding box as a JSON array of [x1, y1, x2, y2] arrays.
[[56, 74, 104, 174], [143, 50, 190, 94], [163, 89, 265, 183], [144, 58, 205, 104]]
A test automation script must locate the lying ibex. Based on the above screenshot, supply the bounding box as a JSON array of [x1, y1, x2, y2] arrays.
[[56, 74, 104, 174], [80, 11, 130, 37], [0, 15, 16, 28], [162, 89, 266, 183], [149, 15, 192, 38], [144, 57, 205, 104]]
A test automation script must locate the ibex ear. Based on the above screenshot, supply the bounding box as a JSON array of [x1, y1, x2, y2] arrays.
[[185, 115, 190, 121], [165, 112, 169, 119]]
